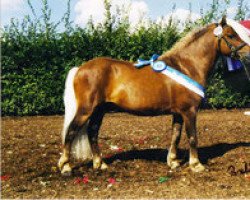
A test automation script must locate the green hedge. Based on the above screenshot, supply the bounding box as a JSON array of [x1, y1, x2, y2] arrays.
[[1, 13, 180, 116], [1, 0, 250, 116]]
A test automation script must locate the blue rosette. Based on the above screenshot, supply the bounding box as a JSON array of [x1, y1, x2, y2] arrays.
[[152, 61, 167, 72], [134, 54, 160, 68]]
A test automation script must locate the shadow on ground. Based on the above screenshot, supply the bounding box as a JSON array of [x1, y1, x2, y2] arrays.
[[104, 142, 250, 164]]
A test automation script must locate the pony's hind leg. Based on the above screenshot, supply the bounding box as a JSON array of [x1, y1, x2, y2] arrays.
[[182, 108, 205, 172], [58, 114, 90, 175], [167, 113, 183, 169], [87, 105, 108, 170]]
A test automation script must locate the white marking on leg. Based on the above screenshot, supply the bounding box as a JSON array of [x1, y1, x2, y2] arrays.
[[61, 163, 72, 174], [167, 152, 180, 169], [58, 149, 69, 170], [101, 162, 108, 170], [93, 156, 101, 169], [189, 157, 205, 172], [189, 157, 200, 166], [169, 152, 177, 160]]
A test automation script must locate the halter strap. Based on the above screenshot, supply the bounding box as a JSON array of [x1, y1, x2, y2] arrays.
[[215, 24, 247, 58], [219, 36, 247, 58]]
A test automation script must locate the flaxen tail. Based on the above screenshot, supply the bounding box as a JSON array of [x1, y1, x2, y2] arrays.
[[62, 67, 92, 160]]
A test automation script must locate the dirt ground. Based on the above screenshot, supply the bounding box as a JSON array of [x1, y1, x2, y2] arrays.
[[1, 110, 250, 199]]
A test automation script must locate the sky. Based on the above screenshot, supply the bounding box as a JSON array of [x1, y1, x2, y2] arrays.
[[1, 0, 249, 30]]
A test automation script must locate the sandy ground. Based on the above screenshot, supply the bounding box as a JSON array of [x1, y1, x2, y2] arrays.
[[1, 109, 250, 199]]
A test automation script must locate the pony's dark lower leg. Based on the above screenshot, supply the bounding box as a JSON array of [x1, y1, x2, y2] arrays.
[[58, 115, 89, 175], [87, 106, 108, 170], [167, 113, 183, 169], [182, 108, 205, 172]]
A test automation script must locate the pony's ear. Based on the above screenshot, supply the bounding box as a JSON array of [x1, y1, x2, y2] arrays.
[[220, 15, 227, 27]]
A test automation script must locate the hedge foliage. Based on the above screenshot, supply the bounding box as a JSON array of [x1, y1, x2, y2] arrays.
[[1, 0, 250, 116]]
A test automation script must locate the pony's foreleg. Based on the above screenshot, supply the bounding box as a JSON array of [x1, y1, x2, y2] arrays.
[[182, 108, 205, 172], [167, 113, 183, 169], [87, 106, 108, 170]]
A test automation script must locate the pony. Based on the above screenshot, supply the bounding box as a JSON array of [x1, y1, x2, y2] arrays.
[[58, 17, 250, 176]]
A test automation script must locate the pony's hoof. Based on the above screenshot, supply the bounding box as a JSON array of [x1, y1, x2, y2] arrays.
[[101, 162, 108, 170], [167, 160, 181, 169], [58, 156, 68, 171], [93, 158, 101, 170], [61, 163, 72, 176], [93, 157, 108, 170], [58, 160, 64, 171], [190, 163, 205, 173]]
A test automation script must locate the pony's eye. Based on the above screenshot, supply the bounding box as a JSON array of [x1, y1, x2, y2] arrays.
[[228, 34, 235, 39]]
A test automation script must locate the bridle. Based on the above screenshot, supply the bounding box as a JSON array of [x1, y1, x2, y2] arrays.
[[219, 35, 247, 59], [216, 24, 247, 59], [215, 23, 250, 81]]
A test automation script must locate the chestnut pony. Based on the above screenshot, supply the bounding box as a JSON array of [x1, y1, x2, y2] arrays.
[[58, 17, 250, 175]]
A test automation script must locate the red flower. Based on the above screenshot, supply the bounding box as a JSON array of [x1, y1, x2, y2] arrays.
[[73, 177, 82, 185], [82, 176, 89, 184], [73, 176, 89, 185], [108, 178, 116, 184], [0, 175, 10, 181]]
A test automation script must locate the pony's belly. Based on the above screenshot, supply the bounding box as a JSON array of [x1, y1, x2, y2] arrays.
[[108, 82, 171, 112], [119, 98, 171, 113]]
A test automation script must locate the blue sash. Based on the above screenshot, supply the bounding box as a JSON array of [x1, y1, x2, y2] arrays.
[[134, 55, 205, 98]]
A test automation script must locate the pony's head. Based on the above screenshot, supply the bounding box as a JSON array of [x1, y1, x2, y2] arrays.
[[214, 16, 250, 60]]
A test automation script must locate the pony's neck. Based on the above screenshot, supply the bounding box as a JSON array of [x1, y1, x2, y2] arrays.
[[159, 25, 218, 86]]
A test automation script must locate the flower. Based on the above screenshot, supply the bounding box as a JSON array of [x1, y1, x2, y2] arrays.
[[73, 177, 82, 185], [82, 176, 89, 184], [108, 178, 116, 184], [0, 175, 10, 181], [73, 176, 89, 184]]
